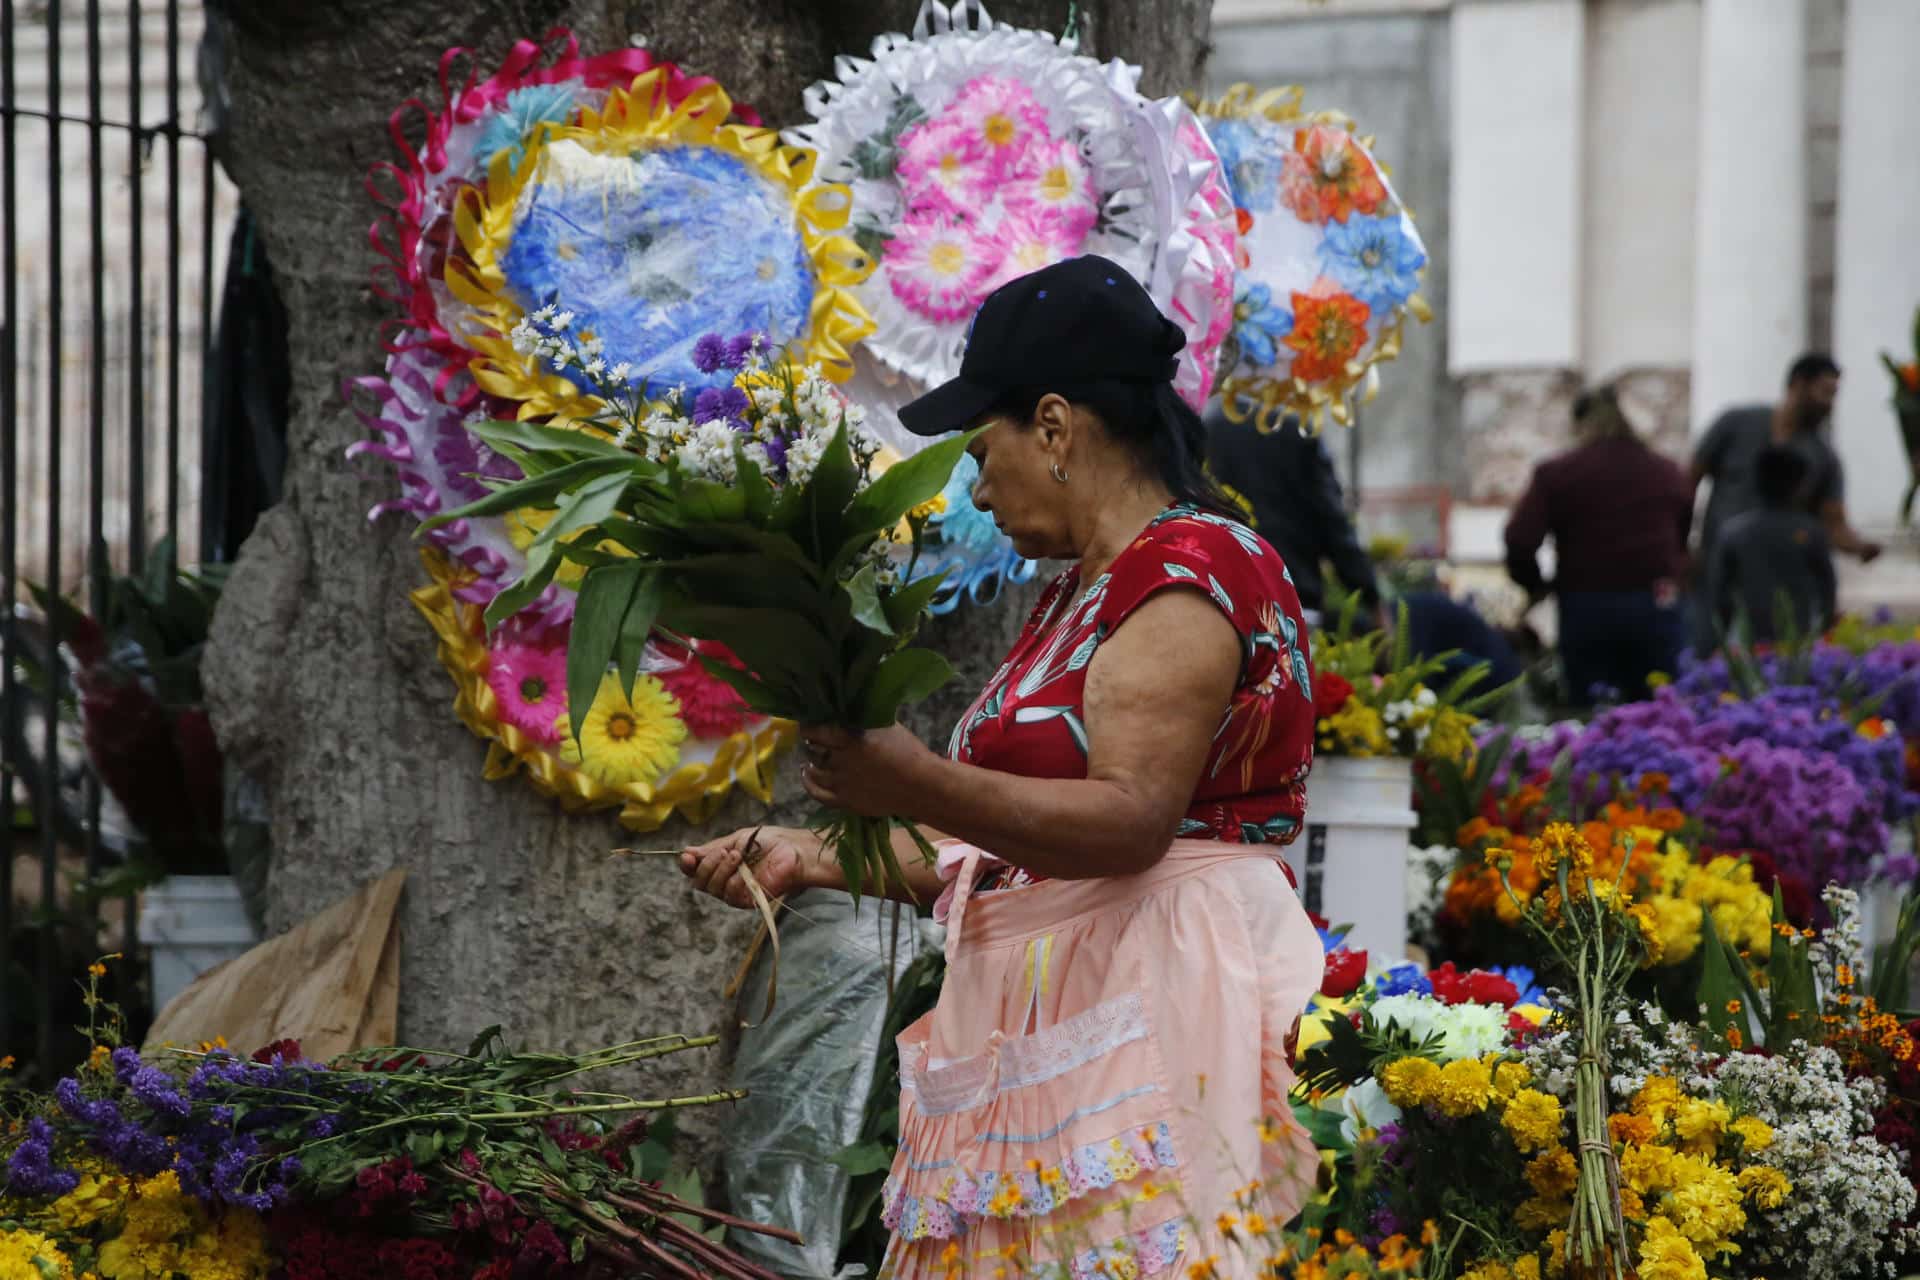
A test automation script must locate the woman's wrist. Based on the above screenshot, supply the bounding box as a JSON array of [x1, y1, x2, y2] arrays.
[[792, 828, 842, 892]]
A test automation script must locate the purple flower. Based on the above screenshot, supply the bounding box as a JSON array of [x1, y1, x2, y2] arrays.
[[111, 1046, 144, 1083], [129, 1066, 191, 1118], [691, 333, 728, 374], [724, 333, 759, 368], [308, 1115, 341, 1138], [692, 386, 749, 425], [4, 1118, 79, 1198]]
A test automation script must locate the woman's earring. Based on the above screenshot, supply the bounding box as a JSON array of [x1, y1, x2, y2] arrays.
[[1050, 462, 1069, 485]]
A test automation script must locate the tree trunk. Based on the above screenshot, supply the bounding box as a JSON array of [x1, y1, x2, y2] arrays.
[[201, 0, 1211, 1152]]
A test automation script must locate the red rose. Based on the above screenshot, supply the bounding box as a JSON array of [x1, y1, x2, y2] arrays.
[[1428, 962, 1519, 1008], [1313, 671, 1356, 722], [1320, 946, 1369, 998], [251, 1038, 302, 1063]]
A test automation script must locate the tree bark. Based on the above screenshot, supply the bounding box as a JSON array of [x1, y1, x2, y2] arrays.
[[201, 0, 1210, 1153]]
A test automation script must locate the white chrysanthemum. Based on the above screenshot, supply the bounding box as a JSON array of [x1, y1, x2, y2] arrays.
[[1434, 1001, 1509, 1060], [675, 422, 743, 484], [1367, 994, 1445, 1048]]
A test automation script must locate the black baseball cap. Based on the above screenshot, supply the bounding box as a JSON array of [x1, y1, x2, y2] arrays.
[[897, 254, 1187, 437]]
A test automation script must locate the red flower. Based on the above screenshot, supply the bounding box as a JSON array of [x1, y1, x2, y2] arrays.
[[251, 1038, 302, 1063], [1284, 290, 1372, 383], [1321, 946, 1369, 998], [1428, 962, 1519, 1008], [1312, 671, 1355, 723]]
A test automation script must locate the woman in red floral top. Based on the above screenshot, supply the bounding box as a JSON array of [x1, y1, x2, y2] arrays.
[[682, 258, 1323, 1279]]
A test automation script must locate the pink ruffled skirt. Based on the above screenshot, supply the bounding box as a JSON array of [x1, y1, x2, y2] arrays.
[[879, 840, 1324, 1279]]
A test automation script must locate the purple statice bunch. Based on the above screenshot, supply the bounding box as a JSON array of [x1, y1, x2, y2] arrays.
[[1693, 737, 1895, 891], [3, 1117, 80, 1198], [690, 330, 761, 377], [53, 1075, 171, 1175], [1674, 640, 1920, 739]]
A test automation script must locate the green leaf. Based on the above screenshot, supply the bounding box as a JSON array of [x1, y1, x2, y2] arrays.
[[663, 600, 840, 716], [881, 571, 949, 637], [614, 571, 665, 703], [801, 421, 862, 554], [567, 563, 647, 747], [858, 647, 954, 729], [830, 1141, 897, 1177], [526, 470, 632, 563], [841, 430, 975, 539], [844, 562, 894, 637], [482, 553, 562, 633], [674, 476, 751, 524], [423, 456, 634, 530], [466, 417, 634, 459], [696, 656, 788, 716], [465, 1025, 505, 1058]]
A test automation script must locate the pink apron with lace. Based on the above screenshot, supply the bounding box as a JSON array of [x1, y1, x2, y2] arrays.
[[878, 840, 1323, 1280]]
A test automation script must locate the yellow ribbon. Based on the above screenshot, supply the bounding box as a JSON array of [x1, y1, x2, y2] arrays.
[[410, 548, 795, 833]]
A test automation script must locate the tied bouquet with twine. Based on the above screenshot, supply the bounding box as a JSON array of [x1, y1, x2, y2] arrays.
[[1486, 822, 1665, 1280], [426, 322, 972, 913]]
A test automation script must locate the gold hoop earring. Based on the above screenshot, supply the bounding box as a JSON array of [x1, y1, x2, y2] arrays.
[[1050, 462, 1069, 485]]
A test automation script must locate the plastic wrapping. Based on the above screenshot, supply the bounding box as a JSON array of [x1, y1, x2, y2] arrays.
[[724, 891, 941, 1278]]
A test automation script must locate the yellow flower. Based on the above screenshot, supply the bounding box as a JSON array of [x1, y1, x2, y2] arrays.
[[557, 673, 688, 787], [1543, 1230, 1568, 1278], [1378, 1057, 1441, 1108], [1430, 1056, 1495, 1117], [1637, 1215, 1706, 1280], [49, 1163, 130, 1231], [0, 1231, 78, 1279], [1257, 1115, 1285, 1144], [1512, 1257, 1541, 1280], [1647, 896, 1704, 965], [1662, 1153, 1747, 1249], [1524, 1149, 1579, 1200], [1139, 1180, 1165, 1202], [1216, 1213, 1240, 1237], [1631, 1075, 1682, 1128], [88, 1044, 112, 1072], [1729, 1115, 1773, 1152], [1672, 1098, 1731, 1153], [1738, 1165, 1792, 1210], [1491, 1059, 1532, 1101], [1515, 1196, 1570, 1233], [175, 1209, 271, 1280], [504, 506, 633, 587], [1501, 1089, 1565, 1152], [1187, 1257, 1221, 1280], [1244, 1213, 1269, 1236], [88, 962, 107, 977], [0, 1054, 13, 1071], [1621, 1142, 1677, 1196]]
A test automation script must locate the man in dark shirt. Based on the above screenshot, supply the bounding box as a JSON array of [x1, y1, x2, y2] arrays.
[[1203, 406, 1381, 620], [1692, 352, 1879, 567], [1705, 446, 1837, 646], [1505, 385, 1692, 705]]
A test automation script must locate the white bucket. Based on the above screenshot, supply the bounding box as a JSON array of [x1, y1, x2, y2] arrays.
[[1291, 756, 1417, 962], [138, 875, 260, 1015]]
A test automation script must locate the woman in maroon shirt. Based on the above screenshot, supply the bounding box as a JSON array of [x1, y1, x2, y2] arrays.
[[1504, 384, 1692, 705]]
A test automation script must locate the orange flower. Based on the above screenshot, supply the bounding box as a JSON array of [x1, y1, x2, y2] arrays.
[[1284, 290, 1371, 382], [1900, 362, 1920, 393], [1859, 717, 1892, 741], [1282, 125, 1388, 224]]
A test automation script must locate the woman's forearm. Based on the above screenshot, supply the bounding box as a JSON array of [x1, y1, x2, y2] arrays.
[[797, 826, 950, 905], [900, 754, 1172, 880]]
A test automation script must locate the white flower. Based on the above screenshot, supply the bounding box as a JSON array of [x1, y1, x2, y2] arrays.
[[584, 358, 606, 378], [1338, 1078, 1404, 1144], [1367, 995, 1444, 1049], [1434, 1002, 1509, 1060], [675, 422, 743, 484], [785, 431, 830, 489], [551, 310, 575, 331], [610, 362, 633, 383]]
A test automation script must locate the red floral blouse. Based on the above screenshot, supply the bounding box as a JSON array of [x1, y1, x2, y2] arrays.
[[949, 505, 1316, 887]]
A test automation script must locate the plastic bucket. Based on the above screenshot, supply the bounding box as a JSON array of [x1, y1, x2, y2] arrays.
[[138, 875, 260, 1015], [1291, 756, 1418, 961]]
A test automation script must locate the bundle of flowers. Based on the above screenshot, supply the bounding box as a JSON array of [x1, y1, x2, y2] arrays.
[[1311, 597, 1508, 765], [430, 324, 970, 898], [1489, 685, 1918, 895], [1436, 796, 1776, 987], [2, 974, 796, 1280]]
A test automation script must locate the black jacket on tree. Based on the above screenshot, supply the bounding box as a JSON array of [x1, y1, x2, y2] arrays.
[[1202, 408, 1380, 615]]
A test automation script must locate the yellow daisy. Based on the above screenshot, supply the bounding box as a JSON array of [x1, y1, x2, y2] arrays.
[[559, 674, 688, 787]]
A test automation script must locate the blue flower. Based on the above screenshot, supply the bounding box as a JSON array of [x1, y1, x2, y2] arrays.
[[692, 385, 749, 425], [1373, 962, 1433, 998], [1233, 282, 1293, 369], [473, 83, 579, 172], [4, 1118, 79, 1198], [1317, 214, 1426, 312], [1205, 118, 1280, 213], [1487, 964, 1547, 1007], [692, 333, 729, 374]]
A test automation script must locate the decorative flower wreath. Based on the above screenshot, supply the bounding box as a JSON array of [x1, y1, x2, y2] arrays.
[[348, 33, 891, 830], [1190, 83, 1431, 433], [785, 0, 1232, 408]]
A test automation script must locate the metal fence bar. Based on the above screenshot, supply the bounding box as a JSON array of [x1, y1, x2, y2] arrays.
[[128, 0, 148, 573], [165, 0, 182, 555], [0, 0, 18, 1057], [84, 0, 109, 905], [39, 0, 70, 1073]]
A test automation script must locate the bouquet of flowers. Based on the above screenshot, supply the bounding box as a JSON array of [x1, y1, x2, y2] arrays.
[[1311, 594, 1510, 765], [430, 318, 972, 899], [2, 965, 798, 1280]]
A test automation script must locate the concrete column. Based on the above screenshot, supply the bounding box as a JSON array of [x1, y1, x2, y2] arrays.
[[1448, 0, 1584, 376], [1828, 0, 1920, 533], [1688, 0, 1808, 436]]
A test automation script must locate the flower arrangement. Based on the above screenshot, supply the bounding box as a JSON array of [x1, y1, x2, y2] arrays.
[[1881, 304, 1920, 524], [1311, 596, 1508, 764], [2, 966, 797, 1280], [1190, 83, 1429, 433], [430, 325, 970, 899]]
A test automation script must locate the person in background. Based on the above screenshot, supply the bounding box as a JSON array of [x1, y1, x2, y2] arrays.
[[1504, 383, 1692, 706], [1203, 405, 1381, 625], [1401, 590, 1525, 689], [1691, 352, 1880, 569], [1705, 445, 1837, 646]]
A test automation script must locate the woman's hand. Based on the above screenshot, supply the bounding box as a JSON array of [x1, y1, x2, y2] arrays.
[[798, 723, 939, 818], [679, 826, 826, 909]]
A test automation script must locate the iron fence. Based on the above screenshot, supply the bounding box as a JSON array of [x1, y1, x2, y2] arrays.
[[2, 0, 233, 1072]]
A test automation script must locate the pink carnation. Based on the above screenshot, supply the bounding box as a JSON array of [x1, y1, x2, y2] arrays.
[[485, 636, 568, 744], [655, 648, 751, 740], [884, 211, 1002, 323], [895, 115, 993, 215], [979, 204, 1088, 294], [999, 135, 1098, 237], [946, 75, 1052, 180]]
